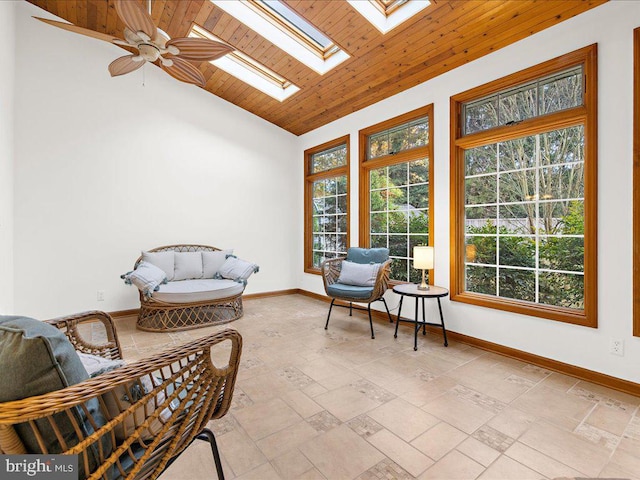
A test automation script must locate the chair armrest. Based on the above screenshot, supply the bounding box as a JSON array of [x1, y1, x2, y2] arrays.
[[321, 257, 346, 289], [372, 258, 393, 298], [0, 329, 242, 479], [45, 310, 123, 361]]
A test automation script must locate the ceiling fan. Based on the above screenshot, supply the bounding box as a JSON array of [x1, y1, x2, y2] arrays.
[[34, 0, 234, 87]]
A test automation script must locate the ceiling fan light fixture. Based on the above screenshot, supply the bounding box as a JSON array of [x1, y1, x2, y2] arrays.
[[138, 43, 161, 62]]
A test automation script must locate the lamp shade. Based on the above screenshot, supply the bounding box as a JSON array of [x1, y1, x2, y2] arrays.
[[413, 246, 434, 270]]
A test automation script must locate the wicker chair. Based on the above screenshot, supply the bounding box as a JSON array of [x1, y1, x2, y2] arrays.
[[0, 311, 242, 480], [135, 245, 245, 332], [321, 248, 393, 339]]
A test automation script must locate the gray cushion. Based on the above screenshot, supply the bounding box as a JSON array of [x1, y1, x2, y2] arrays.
[[0, 316, 110, 479], [346, 247, 389, 264], [327, 283, 374, 299], [337, 261, 380, 287], [121, 261, 167, 297], [141, 250, 175, 281]]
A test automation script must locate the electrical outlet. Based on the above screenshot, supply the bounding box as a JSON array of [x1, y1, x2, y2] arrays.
[[610, 338, 624, 356], [97, 290, 105, 302]]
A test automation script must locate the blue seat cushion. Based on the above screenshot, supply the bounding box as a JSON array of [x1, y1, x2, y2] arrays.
[[327, 283, 374, 299], [346, 247, 389, 265]]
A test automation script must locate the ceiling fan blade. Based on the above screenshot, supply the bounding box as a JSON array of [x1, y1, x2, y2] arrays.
[[33, 17, 120, 44], [166, 37, 235, 62], [160, 57, 206, 87], [114, 0, 157, 40], [108, 55, 145, 77]]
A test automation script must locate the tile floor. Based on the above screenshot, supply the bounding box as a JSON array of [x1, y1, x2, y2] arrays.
[[114, 295, 640, 479]]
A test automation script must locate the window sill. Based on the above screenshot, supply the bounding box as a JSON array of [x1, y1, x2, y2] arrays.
[[450, 291, 596, 328]]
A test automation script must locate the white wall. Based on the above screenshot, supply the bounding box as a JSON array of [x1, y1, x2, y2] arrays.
[[298, 1, 640, 383], [13, 1, 298, 318], [0, 2, 15, 313]]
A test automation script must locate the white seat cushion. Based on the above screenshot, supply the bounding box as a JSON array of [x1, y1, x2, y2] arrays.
[[152, 279, 244, 303]]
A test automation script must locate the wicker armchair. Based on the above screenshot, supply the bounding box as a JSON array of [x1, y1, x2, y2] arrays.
[[321, 248, 393, 339], [0, 311, 242, 480]]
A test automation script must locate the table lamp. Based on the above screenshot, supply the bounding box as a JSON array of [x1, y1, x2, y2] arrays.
[[413, 246, 434, 290]]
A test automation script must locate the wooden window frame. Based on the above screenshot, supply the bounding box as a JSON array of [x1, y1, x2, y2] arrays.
[[450, 45, 598, 327], [304, 135, 350, 275], [634, 28, 640, 336], [359, 105, 435, 285]]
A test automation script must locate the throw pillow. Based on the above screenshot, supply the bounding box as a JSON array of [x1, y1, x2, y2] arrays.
[[77, 353, 174, 442], [0, 316, 111, 479], [174, 251, 204, 281], [141, 250, 175, 281], [218, 256, 259, 284], [202, 249, 233, 278], [121, 261, 167, 298], [337, 261, 380, 287]]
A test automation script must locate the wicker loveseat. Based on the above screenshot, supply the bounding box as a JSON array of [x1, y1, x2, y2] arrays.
[[130, 245, 257, 332], [0, 310, 242, 480]]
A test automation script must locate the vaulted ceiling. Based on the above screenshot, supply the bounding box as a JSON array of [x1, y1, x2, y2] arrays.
[[28, 0, 606, 135]]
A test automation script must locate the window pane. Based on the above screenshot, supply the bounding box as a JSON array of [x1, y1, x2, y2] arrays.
[[539, 200, 584, 235], [539, 164, 584, 201], [466, 145, 497, 176], [371, 212, 387, 233], [371, 234, 387, 248], [465, 235, 496, 265], [539, 236, 584, 272], [499, 268, 536, 302], [367, 117, 428, 159], [389, 235, 407, 257], [499, 236, 535, 268], [539, 271, 584, 309], [310, 173, 347, 268], [466, 206, 497, 233], [499, 84, 537, 125], [311, 144, 347, 173], [499, 203, 535, 235], [409, 159, 429, 184], [391, 258, 409, 282], [408, 184, 429, 209], [540, 126, 584, 166], [464, 97, 498, 135], [466, 175, 497, 205], [499, 136, 535, 171], [539, 69, 583, 116], [465, 265, 497, 295], [499, 170, 536, 204]]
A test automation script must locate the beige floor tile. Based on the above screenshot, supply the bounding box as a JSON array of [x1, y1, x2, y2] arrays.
[[271, 450, 314, 479], [518, 421, 610, 477], [411, 422, 467, 461], [299, 424, 385, 479], [354, 358, 407, 387], [485, 407, 536, 440], [314, 385, 382, 422], [256, 421, 319, 460], [418, 450, 484, 480], [422, 392, 496, 434], [234, 462, 282, 480], [585, 403, 635, 436], [401, 375, 458, 407], [239, 371, 294, 403], [217, 429, 268, 477], [504, 442, 583, 479], [315, 369, 363, 390], [296, 468, 327, 480], [598, 460, 640, 480], [280, 390, 324, 419], [233, 398, 303, 441], [607, 437, 640, 477], [298, 357, 351, 384], [476, 455, 543, 480], [537, 372, 579, 392], [511, 384, 595, 431], [368, 397, 440, 442], [367, 429, 434, 477], [159, 438, 223, 480], [572, 380, 640, 407], [455, 437, 500, 467]]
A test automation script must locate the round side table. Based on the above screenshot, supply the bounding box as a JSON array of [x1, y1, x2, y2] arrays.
[[392, 283, 449, 351]]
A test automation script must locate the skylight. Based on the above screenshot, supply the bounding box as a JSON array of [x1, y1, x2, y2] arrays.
[[347, 0, 430, 34], [190, 25, 300, 102], [210, 0, 349, 75]]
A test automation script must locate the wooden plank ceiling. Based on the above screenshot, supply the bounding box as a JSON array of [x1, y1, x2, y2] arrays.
[[28, 0, 606, 135]]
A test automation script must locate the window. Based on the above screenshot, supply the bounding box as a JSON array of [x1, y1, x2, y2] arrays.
[[359, 106, 433, 283], [190, 25, 299, 102], [347, 0, 431, 34], [634, 28, 640, 336], [450, 45, 597, 327], [304, 136, 350, 273], [211, 0, 349, 74]]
